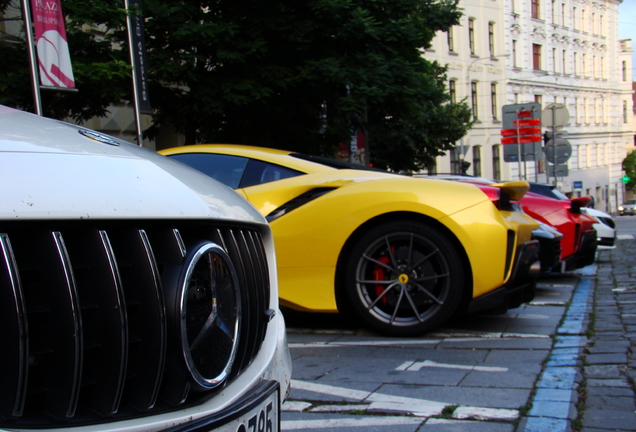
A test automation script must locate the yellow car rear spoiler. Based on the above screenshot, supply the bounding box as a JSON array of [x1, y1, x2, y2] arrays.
[[490, 181, 530, 201]]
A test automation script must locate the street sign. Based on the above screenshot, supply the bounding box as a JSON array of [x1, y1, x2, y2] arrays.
[[502, 103, 541, 129], [502, 135, 543, 145], [542, 103, 570, 128], [548, 164, 569, 177], [503, 142, 543, 162], [573, 181, 583, 189], [545, 138, 572, 164], [501, 103, 542, 165]]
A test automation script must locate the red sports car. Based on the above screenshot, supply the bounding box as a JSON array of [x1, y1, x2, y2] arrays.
[[522, 185, 597, 271], [416, 176, 597, 272]]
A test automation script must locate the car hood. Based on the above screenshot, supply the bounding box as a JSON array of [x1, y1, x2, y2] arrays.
[[0, 105, 264, 222], [582, 207, 612, 218]]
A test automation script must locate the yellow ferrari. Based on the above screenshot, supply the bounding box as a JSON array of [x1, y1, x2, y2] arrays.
[[160, 145, 541, 336]]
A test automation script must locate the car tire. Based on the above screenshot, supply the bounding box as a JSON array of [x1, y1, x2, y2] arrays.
[[344, 221, 464, 336]]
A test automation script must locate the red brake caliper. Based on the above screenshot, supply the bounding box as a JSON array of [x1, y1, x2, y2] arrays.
[[372, 249, 394, 305]]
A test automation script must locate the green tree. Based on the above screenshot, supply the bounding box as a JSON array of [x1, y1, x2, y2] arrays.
[[142, 0, 472, 171], [0, 0, 131, 121], [1, 0, 471, 171], [622, 150, 636, 191]]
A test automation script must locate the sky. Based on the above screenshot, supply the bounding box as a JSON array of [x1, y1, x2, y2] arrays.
[[618, 0, 636, 79]]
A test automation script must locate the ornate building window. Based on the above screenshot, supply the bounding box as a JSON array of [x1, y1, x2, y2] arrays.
[[532, 0, 540, 19], [491, 83, 498, 120], [492, 145, 501, 180], [471, 82, 479, 120], [533, 44, 542, 70], [469, 18, 476, 55]]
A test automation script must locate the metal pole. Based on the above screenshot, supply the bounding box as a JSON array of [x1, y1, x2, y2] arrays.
[[125, 0, 143, 146], [552, 106, 557, 187], [516, 110, 523, 180], [21, 0, 42, 115]]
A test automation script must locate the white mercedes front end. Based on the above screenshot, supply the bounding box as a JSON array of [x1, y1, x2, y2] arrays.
[[0, 105, 291, 432]]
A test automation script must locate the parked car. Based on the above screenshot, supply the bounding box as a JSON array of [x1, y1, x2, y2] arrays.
[[582, 207, 616, 249], [418, 177, 597, 272], [618, 199, 636, 215], [160, 144, 541, 336], [521, 192, 597, 271], [412, 175, 564, 274], [0, 106, 291, 432]]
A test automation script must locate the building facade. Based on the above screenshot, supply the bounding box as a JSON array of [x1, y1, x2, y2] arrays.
[[424, 0, 634, 214]]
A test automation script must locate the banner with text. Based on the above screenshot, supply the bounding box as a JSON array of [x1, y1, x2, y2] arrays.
[[30, 0, 75, 88], [128, 0, 152, 113]]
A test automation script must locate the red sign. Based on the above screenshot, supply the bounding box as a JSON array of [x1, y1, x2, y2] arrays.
[[513, 118, 541, 127], [501, 135, 542, 145], [30, 0, 75, 88], [517, 110, 533, 118], [501, 127, 541, 137]]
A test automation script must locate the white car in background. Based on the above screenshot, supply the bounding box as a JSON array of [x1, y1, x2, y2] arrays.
[[618, 199, 636, 216], [582, 207, 616, 250], [0, 105, 291, 432]]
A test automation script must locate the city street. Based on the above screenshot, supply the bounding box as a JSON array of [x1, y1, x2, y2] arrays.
[[280, 216, 636, 432]]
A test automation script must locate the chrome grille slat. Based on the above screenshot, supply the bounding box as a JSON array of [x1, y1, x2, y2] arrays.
[[51, 231, 84, 419], [64, 228, 129, 417], [0, 233, 28, 418], [0, 221, 270, 428], [106, 228, 166, 412]]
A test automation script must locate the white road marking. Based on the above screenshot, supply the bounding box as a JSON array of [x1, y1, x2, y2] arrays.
[[514, 314, 551, 319], [529, 301, 567, 306], [396, 360, 508, 372], [289, 331, 549, 350], [286, 380, 521, 428], [291, 380, 370, 400], [309, 404, 369, 413], [452, 406, 519, 421], [290, 380, 446, 416], [282, 401, 313, 412], [281, 417, 423, 430], [617, 234, 634, 240]]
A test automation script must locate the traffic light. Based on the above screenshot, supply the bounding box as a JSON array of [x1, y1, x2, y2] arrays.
[[622, 175, 630, 184], [461, 160, 471, 174]]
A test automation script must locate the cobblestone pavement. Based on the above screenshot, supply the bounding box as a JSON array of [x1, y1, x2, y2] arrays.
[[575, 240, 636, 432], [281, 236, 636, 431], [517, 236, 636, 432]]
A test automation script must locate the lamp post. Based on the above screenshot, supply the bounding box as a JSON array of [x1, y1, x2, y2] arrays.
[[460, 54, 510, 173]]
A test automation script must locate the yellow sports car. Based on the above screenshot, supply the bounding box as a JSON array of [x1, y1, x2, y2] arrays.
[[160, 145, 540, 336]]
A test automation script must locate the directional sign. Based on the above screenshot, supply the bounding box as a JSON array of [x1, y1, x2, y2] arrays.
[[502, 127, 541, 137], [545, 138, 572, 164], [547, 164, 569, 177], [542, 103, 570, 128], [501, 135, 543, 145], [513, 118, 541, 127], [504, 142, 543, 162], [502, 103, 542, 163]]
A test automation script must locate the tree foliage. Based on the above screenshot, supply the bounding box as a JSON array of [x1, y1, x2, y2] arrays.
[[0, 0, 131, 121], [623, 150, 636, 191], [0, 0, 472, 171]]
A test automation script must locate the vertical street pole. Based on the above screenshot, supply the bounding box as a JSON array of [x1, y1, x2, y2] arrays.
[[124, 0, 143, 146], [516, 110, 523, 180], [21, 0, 42, 115], [552, 105, 557, 187]]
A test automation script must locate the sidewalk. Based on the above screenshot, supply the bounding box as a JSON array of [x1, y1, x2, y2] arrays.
[[519, 240, 636, 432]]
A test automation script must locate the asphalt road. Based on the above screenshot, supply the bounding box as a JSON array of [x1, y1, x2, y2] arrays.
[[279, 216, 636, 432]]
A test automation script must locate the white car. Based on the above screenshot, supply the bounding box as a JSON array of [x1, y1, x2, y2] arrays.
[[618, 199, 636, 216], [582, 207, 616, 250], [0, 105, 291, 431]]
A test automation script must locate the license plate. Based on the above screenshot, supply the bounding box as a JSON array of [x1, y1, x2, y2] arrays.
[[216, 386, 279, 432]]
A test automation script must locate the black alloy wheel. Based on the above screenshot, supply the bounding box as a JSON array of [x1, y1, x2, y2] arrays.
[[344, 221, 464, 336]]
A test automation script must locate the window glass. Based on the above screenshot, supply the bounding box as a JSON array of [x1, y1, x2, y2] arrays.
[[169, 153, 248, 189], [241, 160, 303, 188]]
